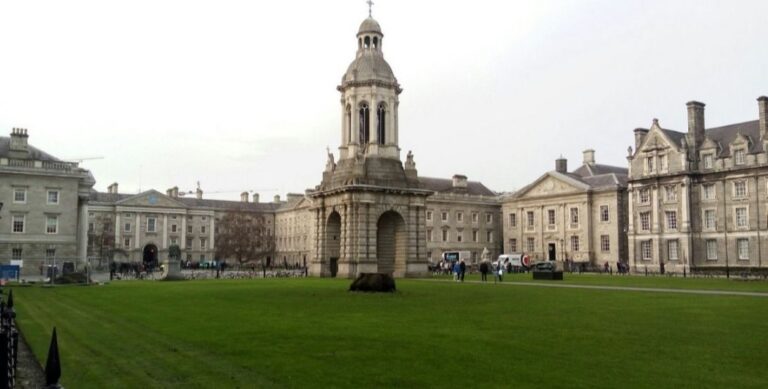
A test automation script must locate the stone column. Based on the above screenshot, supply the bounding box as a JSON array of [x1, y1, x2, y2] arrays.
[[114, 213, 121, 246], [135, 214, 141, 249], [163, 215, 168, 249], [209, 216, 215, 250], [370, 98, 379, 144], [351, 98, 359, 144], [77, 199, 89, 264], [181, 216, 187, 251]]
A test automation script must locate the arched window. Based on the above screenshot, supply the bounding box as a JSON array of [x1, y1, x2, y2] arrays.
[[364, 36, 370, 49], [372, 37, 378, 49], [359, 103, 370, 144], [345, 104, 352, 143], [377, 103, 386, 144]]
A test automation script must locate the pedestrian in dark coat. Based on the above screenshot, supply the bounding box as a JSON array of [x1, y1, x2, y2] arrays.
[[479, 261, 489, 282], [459, 260, 466, 282]]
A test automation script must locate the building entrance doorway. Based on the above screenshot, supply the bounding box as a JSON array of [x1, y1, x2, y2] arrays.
[[143, 244, 159, 269], [326, 212, 341, 277], [548, 243, 557, 261], [377, 211, 406, 276]]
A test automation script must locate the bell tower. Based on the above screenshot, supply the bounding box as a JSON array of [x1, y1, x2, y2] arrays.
[[337, 10, 402, 161], [309, 6, 431, 279]]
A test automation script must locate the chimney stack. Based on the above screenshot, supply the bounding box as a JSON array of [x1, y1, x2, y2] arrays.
[[758, 96, 768, 140], [240, 192, 249, 202], [686, 101, 706, 146], [452, 174, 468, 189], [252, 193, 259, 203], [273, 195, 281, 203], [633, 128, 649, 151], [583, 149, 595, 165], [9, 128, 29, 153], [555, 157, 567, 173], [107, 182, 119, 194], [196, 187, 203, 200]]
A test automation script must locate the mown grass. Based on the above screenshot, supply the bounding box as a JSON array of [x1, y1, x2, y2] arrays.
[[11, 278, 768, 388]]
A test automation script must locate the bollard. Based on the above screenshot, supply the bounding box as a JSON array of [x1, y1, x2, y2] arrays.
[[45, 328, 62, 389]]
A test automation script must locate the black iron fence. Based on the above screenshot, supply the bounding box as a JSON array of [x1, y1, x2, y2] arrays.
[[0, 289, 62, 389]]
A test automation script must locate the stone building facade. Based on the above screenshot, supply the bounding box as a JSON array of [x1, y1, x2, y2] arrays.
[[0, 128, 95, 275], [422, 175, 501, 263], [87, 185, 279, 267], [502, 150, 628, 267], [627, 97, 768, 273]]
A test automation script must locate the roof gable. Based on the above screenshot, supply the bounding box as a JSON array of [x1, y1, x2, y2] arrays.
[[514, 172, 589, 199], [639, 120, 681, 152], [116, 190, 187, 208]]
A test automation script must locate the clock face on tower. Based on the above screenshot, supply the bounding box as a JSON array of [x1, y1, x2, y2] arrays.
[[148, 195, 157, 205]]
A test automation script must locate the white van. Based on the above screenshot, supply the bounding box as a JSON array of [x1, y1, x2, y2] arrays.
[[497, 253, 531, 269], [442, 251, 471, 263]]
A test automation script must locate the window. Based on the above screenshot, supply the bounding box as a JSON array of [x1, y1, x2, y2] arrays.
[[665, 186, 677, 202], [201, 225, 207, 234], [359, 103, 370, 143], [47, 190, 60, 204], [46, 248, 56, 260], [526, 238, 535, 253], [88, 223, 94, 232], [665, 211, 677, 230], [125, 213, 133, 218], [441, 229, 448, 242], [12, 215, 24, 233], [457, 212, 463, 223], [735, 207, 748, 228], [600, 235, 610, 252], [570, 207, 579, 225], [734, 149, 746, 165], [46, 216, 58, 234], [171, 224, 177, 233], [457, 231, 463, 242], [645, 156, 654, 173], [738, 239, 749, 260], [147, 217, 157, 232], [668, 240, 679, 261], [526, 211, 535, 229], [124, 238, 131, 249], [706, 240, 717, 260], [472, 230, 478, 242], [486, 231, 493, 242], [426, 211, 433, 221], [377, 103, 386, 144], [571, 236, 580, 251], [547, 209, 556, 226], [509, 239, 517, 252], [704, 210, 716, 229], [187, 225, 193, 233], [11, 248, 22, 261], [124, 223, 131, 232], [734, 181, 747, 198], [703, 154, 714, 169], [703, 184, 715, 200], [509, 213, 517, 227], [200, 239, 206, 250], [659, 155, 668, 172], [200, 254, 206, 261], [640, 212, 650, 231], [486, 213, 493, 223], [171, 238, 178, 246], [13, 188, 26, 204], [641, 240, 652, 261], [600, 206, 609, 222], [186, 238, 193, 249], [441, 212, 448, 222], [639, 189, 650, 204], [427, 229, 433, 242]]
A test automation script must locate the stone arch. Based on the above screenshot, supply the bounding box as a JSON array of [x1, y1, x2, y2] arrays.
[[326, 211, 341, 277], [376, 210, 407, 276], [142, 243, 158, 269]]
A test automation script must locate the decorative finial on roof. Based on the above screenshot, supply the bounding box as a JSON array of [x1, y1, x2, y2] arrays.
[[653, 118, 659, 125], [367, 0, 374, 17]]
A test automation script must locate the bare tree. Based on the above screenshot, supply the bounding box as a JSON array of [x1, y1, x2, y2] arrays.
[[215, 212, 275, 266], [87, 214, 115, 269]]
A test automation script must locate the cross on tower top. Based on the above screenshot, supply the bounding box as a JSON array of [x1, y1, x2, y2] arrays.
[[367, 0, 374, 17]]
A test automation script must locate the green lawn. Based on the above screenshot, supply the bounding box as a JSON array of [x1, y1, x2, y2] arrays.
[[11, 278, 768, 388]]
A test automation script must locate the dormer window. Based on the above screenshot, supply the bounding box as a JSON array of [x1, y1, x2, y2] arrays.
[[659, 155, 668, 173], [734, 149, 746, 165], [702, 153, 714, 169]]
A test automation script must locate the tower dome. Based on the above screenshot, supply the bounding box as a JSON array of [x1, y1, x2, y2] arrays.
[[341, 16, 399, 87], [358, 17, 382, 35]]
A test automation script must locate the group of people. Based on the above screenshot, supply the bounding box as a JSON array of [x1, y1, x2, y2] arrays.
[[478, 258, 510, 283]]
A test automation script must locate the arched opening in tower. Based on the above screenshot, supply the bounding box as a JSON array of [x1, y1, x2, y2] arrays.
[[376, 211, 406, 276]]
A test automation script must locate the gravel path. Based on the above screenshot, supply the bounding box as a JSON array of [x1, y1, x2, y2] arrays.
[[417, 278, 768, 298]]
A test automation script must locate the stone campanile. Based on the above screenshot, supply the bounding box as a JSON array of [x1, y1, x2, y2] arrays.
[[309, 9, 431, 279]]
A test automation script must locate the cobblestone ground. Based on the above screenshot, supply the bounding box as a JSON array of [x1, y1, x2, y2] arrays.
[[16, 332, 46, 389]]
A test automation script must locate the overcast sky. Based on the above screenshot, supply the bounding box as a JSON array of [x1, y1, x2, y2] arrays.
[[1, 0, 767, 200]]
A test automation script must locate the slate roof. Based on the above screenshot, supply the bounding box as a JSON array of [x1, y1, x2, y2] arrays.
[[89, 190, 281, 212], [418, 177, 496, 196], [0, 136, 63, 161], [656, 120, 763, 157]]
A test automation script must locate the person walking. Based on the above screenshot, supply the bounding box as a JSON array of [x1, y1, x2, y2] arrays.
[[452, 261, 460, 282], [494, 260, 504, 283], [459, 259, 466, 282], [479, 261, 489, 282]]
